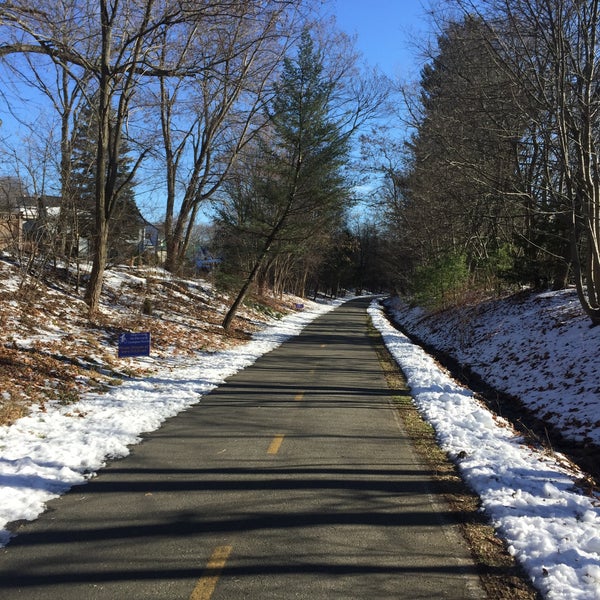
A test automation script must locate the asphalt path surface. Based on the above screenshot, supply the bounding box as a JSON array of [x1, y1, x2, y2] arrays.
[[0, 298, 484, 599]]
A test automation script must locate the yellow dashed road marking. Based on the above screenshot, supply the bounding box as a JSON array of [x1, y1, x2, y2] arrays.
[[267, 434, 285, 454], [190, 545, 232, 600]]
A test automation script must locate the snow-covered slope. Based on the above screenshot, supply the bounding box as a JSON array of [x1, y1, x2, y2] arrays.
[[384, 289, 600, 448], [370, 294, 600, 600]]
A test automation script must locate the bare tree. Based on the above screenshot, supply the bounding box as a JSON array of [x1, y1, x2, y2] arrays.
[[1, 1, 173, 311], [1, 52, 94, 268], [151, 2, 302, 275], [0, 0, 302, 314], [452, 0, 600, 322]]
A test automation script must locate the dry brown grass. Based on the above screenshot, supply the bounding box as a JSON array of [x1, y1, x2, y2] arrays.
[[0, 259, 296, 427]]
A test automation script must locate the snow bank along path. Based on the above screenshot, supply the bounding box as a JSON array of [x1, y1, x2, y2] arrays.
[[0, 299, 343, 548], [2, 296, 600, 599], [369, 301, 600, 600]]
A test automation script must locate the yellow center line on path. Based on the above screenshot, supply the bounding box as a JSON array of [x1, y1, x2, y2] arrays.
[[190, 545, 232, 600], [267, 434, 285, 454]]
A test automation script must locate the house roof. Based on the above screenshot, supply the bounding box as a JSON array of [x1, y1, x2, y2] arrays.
[[0, 177, 63, 215], [0, 177, 27, 211]]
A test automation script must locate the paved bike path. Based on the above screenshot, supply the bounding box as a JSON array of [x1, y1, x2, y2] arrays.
[[0, 297, 483, 599]]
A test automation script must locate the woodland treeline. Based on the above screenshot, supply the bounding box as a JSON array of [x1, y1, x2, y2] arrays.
[[0, 0, 387, 327], [373, 0, 600, 325], [1, 0, 600, 327]]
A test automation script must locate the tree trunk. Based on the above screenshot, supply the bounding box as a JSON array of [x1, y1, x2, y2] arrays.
[[84, 218, 109, 317], [222, 252, 265, 330], [84, 0, 112, 316], [222, 200, 292, 329]]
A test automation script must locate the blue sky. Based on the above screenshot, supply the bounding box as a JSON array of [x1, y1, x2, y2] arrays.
[[0, 1, 432, 214], [330, 0, 431, 80]]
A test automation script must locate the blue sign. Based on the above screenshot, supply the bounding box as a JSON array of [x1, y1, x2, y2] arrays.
[[118, 332, 151, 358]]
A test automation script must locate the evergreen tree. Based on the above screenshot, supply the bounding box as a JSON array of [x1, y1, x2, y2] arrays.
[[266, 29, 349, 228], [221, 30, 351, 329], [398, 16, 525, 304], [71, 99, 142, 263]]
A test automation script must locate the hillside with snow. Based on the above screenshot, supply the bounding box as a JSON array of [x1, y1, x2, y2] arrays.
[[384, 289, 600, 452], [373, 291, 600, 600]]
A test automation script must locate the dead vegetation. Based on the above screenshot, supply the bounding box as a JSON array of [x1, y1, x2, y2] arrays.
[[0, 257, 296, 427]]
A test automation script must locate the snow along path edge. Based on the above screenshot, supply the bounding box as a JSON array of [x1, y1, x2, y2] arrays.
[[0, 298, 346, 547], [369, 300, 600, 600]]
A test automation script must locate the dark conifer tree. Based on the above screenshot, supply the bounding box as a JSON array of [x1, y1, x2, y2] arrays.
[[71, 99, 143, 263], [221, 30, 351, 328]]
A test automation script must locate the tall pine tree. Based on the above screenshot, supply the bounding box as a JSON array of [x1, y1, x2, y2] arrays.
[[71, 99, 143, 264], [221, 30, 351, 329]]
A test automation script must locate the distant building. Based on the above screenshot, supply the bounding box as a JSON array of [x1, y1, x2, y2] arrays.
[[0, 175, 156, 263], [0, 177, 41, 251]]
